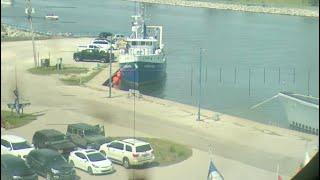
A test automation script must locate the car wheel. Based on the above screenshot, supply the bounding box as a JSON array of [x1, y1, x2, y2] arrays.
[[88, 167, 93, 175], [123, 157, 130, 169], [100, 58, 106, 63], [46, 173, 51, 180]]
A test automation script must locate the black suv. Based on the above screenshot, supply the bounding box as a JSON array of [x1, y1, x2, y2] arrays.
[[26, 149, 76, 180], [1, 154, 38, 180], [32, 129, 76, 156], [73, 49, 114, 63], [66, 123, 109, 150]]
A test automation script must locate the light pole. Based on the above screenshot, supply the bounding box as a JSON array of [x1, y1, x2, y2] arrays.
[[25, 0, 37, 67], [197, 48, 204, 121], [108, 37, 113, 98]]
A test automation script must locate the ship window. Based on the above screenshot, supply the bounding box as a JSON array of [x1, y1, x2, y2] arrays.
[[146, 42, 152, 46], [141, 41, 146, 45], [132, 41, 137, 46]]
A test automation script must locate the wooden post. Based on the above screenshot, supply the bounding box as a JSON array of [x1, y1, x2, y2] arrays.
[[219, 67, 222, 83], [278, 67, 281, 84], [205, 66, 207, 83], [234, 67, 237, 84], [293, 68, 295, 84], [191, 66, 193, 96], [249, 68, 251, 96], [307, 69, 310, 96], [263, 67, 265, 84]]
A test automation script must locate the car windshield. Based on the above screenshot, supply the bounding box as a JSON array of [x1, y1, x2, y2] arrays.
[[11, 141, 31, 150], [49, 155, 67, 165], [85, 129, 99, 136], [87, 153, 106, 162], [48, 135, 64, 141], [136, 144, 152, 152]]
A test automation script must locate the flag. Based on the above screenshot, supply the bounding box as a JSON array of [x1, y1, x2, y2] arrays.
[[207, 160, 224, 180]]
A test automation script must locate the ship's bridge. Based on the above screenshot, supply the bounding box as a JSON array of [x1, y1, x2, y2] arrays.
[[126, 38, 160, 56]]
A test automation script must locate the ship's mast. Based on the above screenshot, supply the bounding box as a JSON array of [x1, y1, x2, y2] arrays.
[[131, 3, 146, 39]]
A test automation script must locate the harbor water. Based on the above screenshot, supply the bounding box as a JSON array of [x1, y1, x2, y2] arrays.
[[1, 0, 319, 128]]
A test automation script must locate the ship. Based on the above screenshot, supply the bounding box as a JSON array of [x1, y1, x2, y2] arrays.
[[45, 13, 59, 20], [1, 0, 12, 5], [278, 92, 319, 135], [118, 3, 166, 86]]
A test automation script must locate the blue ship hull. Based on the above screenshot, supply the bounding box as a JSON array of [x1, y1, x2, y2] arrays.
[[120, 62, 166, 86]]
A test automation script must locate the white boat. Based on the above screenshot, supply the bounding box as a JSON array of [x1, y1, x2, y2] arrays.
[[45, 14, 59, 20], [250, 92, 319, 134], [1, 0, 12, 5], [278, 92, 319, 134]]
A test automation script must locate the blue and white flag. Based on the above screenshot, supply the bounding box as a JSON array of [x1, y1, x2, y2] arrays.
[[207, 160, 224, 180]]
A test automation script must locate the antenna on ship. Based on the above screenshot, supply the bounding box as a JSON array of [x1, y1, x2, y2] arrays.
[[25, 0, 38, 67]]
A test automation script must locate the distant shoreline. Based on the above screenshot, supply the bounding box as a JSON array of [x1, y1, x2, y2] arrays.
[[129, 0, 319, 17], [1, 23, 93, 42]]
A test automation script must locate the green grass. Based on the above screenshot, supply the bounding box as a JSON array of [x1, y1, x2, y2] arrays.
[[28, 66, 89, 75], [1, 110, 38, 129], [60, 68, 103, 86], [109, 137, 193, 166]]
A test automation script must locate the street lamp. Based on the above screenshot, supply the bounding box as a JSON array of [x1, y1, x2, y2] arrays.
[[108, 37, 113, 98], [197, 48, 205, 121], [25, 0, 37, 67]]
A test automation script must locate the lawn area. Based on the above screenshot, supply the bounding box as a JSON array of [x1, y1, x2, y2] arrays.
[[28, 64, 106, 86], [110, 137, 193, 167], [1, 110, 38, 129], [28, 66, 89, 75], [60, 68, 103, 86]]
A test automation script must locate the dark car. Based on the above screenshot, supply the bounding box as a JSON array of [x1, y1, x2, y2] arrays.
[[66, 123, 109, 150], [26, 149, 76, 180], [1, 154, 38, 180], [32, 129, 76, 156], [73, 49, 114, 63]]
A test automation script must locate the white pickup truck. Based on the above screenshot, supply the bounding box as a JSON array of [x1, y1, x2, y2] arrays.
[[77, 39, 117, 52]]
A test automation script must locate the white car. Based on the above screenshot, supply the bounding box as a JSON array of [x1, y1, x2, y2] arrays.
[[92, 39, 117, 50], [69, 149, 114, 175], [1, 134, 34, 160], [99, 138, 155, 169]]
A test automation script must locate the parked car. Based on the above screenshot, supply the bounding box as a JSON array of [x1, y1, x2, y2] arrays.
[[26, 149, 76, 180], [32, 129, 76, 156], [73, 49, 114, 63], [76, 44, 102, 52], [91, 39, 117, 50], [69, 149, 114, 175], [99, 138, 155, 169], [66, 123, 109, 150], [1, 154, 38, 180], [1, 135, 34, 160]]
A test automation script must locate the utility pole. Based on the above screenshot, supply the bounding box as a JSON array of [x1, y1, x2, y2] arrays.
[[197, 48, 204, 121], [25, 0, 37, 67], [108, 36, 113, 98]]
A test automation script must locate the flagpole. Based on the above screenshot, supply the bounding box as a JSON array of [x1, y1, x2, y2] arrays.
[[276, 164, 279, 179]]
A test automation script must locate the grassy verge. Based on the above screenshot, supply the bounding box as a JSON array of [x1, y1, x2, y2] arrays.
[[28, 66, 89, 75], [110, 137, 193, 166], [60, 68, 104, 85], [1, 110, 38, 129]]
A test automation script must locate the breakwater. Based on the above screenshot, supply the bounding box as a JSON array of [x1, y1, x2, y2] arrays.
[[130, 0, 319, 17]]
